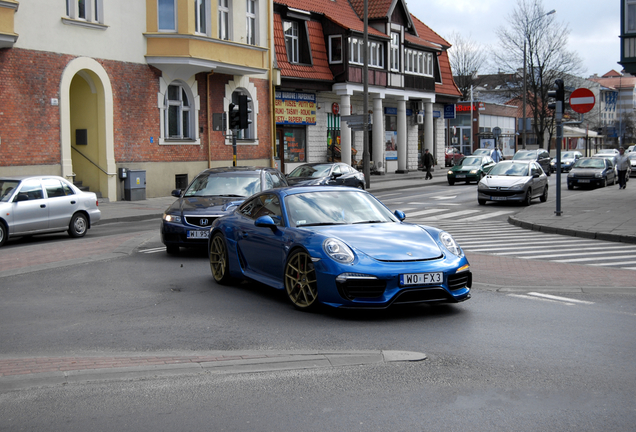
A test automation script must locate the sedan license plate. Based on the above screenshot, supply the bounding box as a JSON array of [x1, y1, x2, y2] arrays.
[[578, 179, 590, 183], [400, 272, 443, 286], [187, 230, 209, 239], [456, 175, 466, 178], [491, 196, 507, 200]]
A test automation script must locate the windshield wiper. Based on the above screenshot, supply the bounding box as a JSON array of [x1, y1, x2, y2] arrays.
[[299, 222, 347, 227], [353, 220, 387, 224], [218, 194, 245, 198]]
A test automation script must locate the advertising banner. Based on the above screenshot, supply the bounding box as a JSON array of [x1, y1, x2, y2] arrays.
[[275, 92, 317, 125]]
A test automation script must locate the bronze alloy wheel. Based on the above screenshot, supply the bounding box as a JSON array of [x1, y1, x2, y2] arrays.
[[285, 250, 318, 309], [209, 233, 230, 284]]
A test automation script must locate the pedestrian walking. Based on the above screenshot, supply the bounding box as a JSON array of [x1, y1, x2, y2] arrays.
[[423, 148, 435, 180], [616, 146, 630, 189], [496, 146, 503, 161]]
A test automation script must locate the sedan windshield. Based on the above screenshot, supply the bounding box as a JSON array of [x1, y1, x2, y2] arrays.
[[562, 152, 578, 159], [512, 151, 536, 160], [488, 162, 530, 176], [459, 156, 482, 166], [288, 164, 332, 178], [574, 158, 604, 169], [184, 174, 260, 197], [286, 191, 398, 227], [0, 180, 20, 202]]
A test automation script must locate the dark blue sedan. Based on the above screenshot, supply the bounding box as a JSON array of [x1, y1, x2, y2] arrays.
[[208, 186, 471, 310]]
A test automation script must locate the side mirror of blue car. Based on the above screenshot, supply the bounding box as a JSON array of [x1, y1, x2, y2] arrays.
[[255, 215, 278, 231], [394, 210, 406, 221]]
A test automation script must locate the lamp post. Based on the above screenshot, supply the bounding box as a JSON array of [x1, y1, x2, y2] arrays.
[[522, 9, 556, 149]]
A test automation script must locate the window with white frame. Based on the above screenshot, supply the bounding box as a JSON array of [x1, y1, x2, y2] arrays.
[[246, 0, 257, 45], [158, 0, 176, 31], [164, 83, 193, 140], [404, 49, 433, 77], [348, 38, 384, 68], [231, 90, 254, 140], [218, 0, 231, 40], [329, 35, 343, 64], [627, 0, 636, 33], [66, 0, 103, 24], [195, 0, 208, 35], [390, 32, 400, 71], [284, 21, 299, 63]]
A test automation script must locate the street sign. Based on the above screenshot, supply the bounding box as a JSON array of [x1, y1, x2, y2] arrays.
[[341, 114, 372, 131], [444, 104, 456, 119], [569, 88, 595, 114], [492, 126, 501, 138]]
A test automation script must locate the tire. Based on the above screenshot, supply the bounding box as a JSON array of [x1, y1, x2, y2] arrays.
[[602, 178, 607, 188], [68, 213, 88, 238], [0, 222, 7, 247], [209, 233, 231, 285], [523, 190, 532, 206], [478, 199, 486, 205], [567, 183, 574, 190], [166, 245, 180, 255], [540, 185, 548, 202], [284, 249, 319, 310], [448, 180, 455, 186]]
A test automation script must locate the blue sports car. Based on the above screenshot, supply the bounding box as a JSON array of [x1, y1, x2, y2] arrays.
[[208, 186, 471, 310]]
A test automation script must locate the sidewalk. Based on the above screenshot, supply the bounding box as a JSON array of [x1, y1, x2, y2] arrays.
[[95, 169, 636, 244]]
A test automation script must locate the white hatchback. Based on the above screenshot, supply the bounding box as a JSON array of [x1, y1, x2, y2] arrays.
[[0, 175, 101, 247]]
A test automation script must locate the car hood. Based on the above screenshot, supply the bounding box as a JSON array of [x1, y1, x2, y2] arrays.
[[312, 223, 443, 261], [561, 158, 576, 163], [480, 176, 530, 187], [570, 168, 603, 175], [453, 164, 480, 171], [167, 196, 245, 215]]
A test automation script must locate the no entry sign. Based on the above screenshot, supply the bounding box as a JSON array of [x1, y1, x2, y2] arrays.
[[569, 88, 595, 114]]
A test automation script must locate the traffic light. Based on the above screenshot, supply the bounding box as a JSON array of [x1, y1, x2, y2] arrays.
[[238, 95, 252, 130], [228, 103, 240, 130], [547, 79, 565, 111]]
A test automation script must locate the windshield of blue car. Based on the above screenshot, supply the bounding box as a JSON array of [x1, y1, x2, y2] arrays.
[[488, 162, 530, 176], [574, 158, 604, 169], [184, 174, 260, 197], [459, 156, 481, 166], [0, 180, 20, 202], [286, 191, 398, 227], [288, 164, 332, 178], [512, 151, 536, 160]]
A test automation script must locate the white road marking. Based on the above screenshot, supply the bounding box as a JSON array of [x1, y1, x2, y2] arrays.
[[527, 292, 595, 305]]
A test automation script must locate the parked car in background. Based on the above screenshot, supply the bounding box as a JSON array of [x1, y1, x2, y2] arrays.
[[161, 166, 288, 254], [627, 145, 635, 153], [286, 163, 365, 189], [472, 148, 495, 158], [512, 149, 552, 176], [477, 160, 548, 206], [550, 150, 582, 172], [445, 147, 464, 167], [628, 152, 636, 177], [447, 155, 496, 185], [0, 175, 101, 247], [567, 157, 616, 189], [208, 186, 471, 310]]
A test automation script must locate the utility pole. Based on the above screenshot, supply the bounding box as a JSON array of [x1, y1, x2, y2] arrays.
[[548, 79, 564, 216]]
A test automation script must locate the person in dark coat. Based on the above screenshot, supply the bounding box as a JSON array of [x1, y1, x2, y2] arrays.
[[423, 148, 435, 180]]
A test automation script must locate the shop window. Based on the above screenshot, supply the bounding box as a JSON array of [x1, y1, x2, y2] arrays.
[[158, 0, 176, 31], [282, 128, 306, 163]]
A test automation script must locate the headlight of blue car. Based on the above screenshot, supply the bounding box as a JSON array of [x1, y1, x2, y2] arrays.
[[163, 213, 181, 223], [439, 231, 462, 257], [323, 238, 355, 264]]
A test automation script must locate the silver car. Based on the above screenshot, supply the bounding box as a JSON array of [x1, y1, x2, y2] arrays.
[[477, 160, 548, 206], [0, 175, 101, 247]]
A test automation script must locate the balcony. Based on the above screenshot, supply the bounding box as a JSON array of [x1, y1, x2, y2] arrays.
[[0, 0, 19, 48]]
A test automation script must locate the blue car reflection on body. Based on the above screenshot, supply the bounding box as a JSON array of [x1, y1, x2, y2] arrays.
[[208, 186, 471, 310]]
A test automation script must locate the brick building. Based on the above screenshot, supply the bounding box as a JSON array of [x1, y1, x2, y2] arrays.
[[0, 0, 274, 200]]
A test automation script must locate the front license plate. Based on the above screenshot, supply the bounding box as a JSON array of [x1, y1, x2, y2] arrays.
[[187, 230, 209, 239], [456, 175, 466, 178], [578, 179, 590, 183], [491, 196, 507, 200], [400, 272, 443, 286]]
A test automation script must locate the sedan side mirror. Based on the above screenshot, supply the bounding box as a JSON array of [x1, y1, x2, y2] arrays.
[[171, 189, 182, 198]]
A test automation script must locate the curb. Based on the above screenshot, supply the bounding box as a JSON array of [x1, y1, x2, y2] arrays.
[[508, 215, 636, 244]]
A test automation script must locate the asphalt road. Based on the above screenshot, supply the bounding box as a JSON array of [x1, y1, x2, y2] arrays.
[[1, 183, 635, 431]]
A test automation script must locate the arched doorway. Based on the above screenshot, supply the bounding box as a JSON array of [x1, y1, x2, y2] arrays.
[[60, 57, 116, 201]]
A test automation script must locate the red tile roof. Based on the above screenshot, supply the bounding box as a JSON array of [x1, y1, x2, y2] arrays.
[[274, 14, 334, 81], [349, 0, 394, 20]]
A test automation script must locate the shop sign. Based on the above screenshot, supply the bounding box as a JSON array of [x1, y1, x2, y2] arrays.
[[275, 91, 317, 125], [456, 102, 485, 112], [383, 107, 414, 116]]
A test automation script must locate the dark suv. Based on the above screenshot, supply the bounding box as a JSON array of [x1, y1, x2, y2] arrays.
[[161, 167, 288, 254], [512, 150, 551, 176]]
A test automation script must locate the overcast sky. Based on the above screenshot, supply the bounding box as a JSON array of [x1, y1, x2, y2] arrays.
[[407, 0, 621, 78]]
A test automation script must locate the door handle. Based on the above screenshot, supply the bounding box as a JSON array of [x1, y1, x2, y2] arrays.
[[40, 204, 46, 208], [240, 231, 248, 239], [70, 200, 76, 204]]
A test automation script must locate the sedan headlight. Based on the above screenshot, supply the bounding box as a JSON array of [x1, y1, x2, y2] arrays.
[[469, 169, 478, 174], [509, 183, 526, 191], [323, 238, 354, 264], [163, 213, 181, 223], [439, 231, 462, 257], [595, 172, 603, 178], [447, 170, 453, 175]]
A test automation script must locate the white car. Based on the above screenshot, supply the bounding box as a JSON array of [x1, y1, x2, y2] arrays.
[[0, 175, 101, 247], [627, 145, 635, 153], [628, 152, 636, 177], [477, 160, 548, 206]]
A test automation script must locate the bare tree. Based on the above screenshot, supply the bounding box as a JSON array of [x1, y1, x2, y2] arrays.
[[495, 0, 583, 149], [447, 32, 488, 101]]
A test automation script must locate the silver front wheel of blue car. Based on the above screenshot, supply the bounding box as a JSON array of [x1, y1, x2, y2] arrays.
[[285, 250, 318, 310], [210, 233, 231, 285]]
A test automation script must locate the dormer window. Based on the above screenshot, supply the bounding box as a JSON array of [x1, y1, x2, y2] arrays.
[[390, 32, 400, 71], [404, 49, 433, 77], [348, 38, 384, 68], [283, 19, 311, 64]]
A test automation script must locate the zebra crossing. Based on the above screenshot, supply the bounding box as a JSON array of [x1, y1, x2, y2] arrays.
[[421, 220, 636, 271]]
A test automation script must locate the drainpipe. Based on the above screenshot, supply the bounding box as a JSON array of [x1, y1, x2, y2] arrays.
[[268, 0, 276, 169]]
